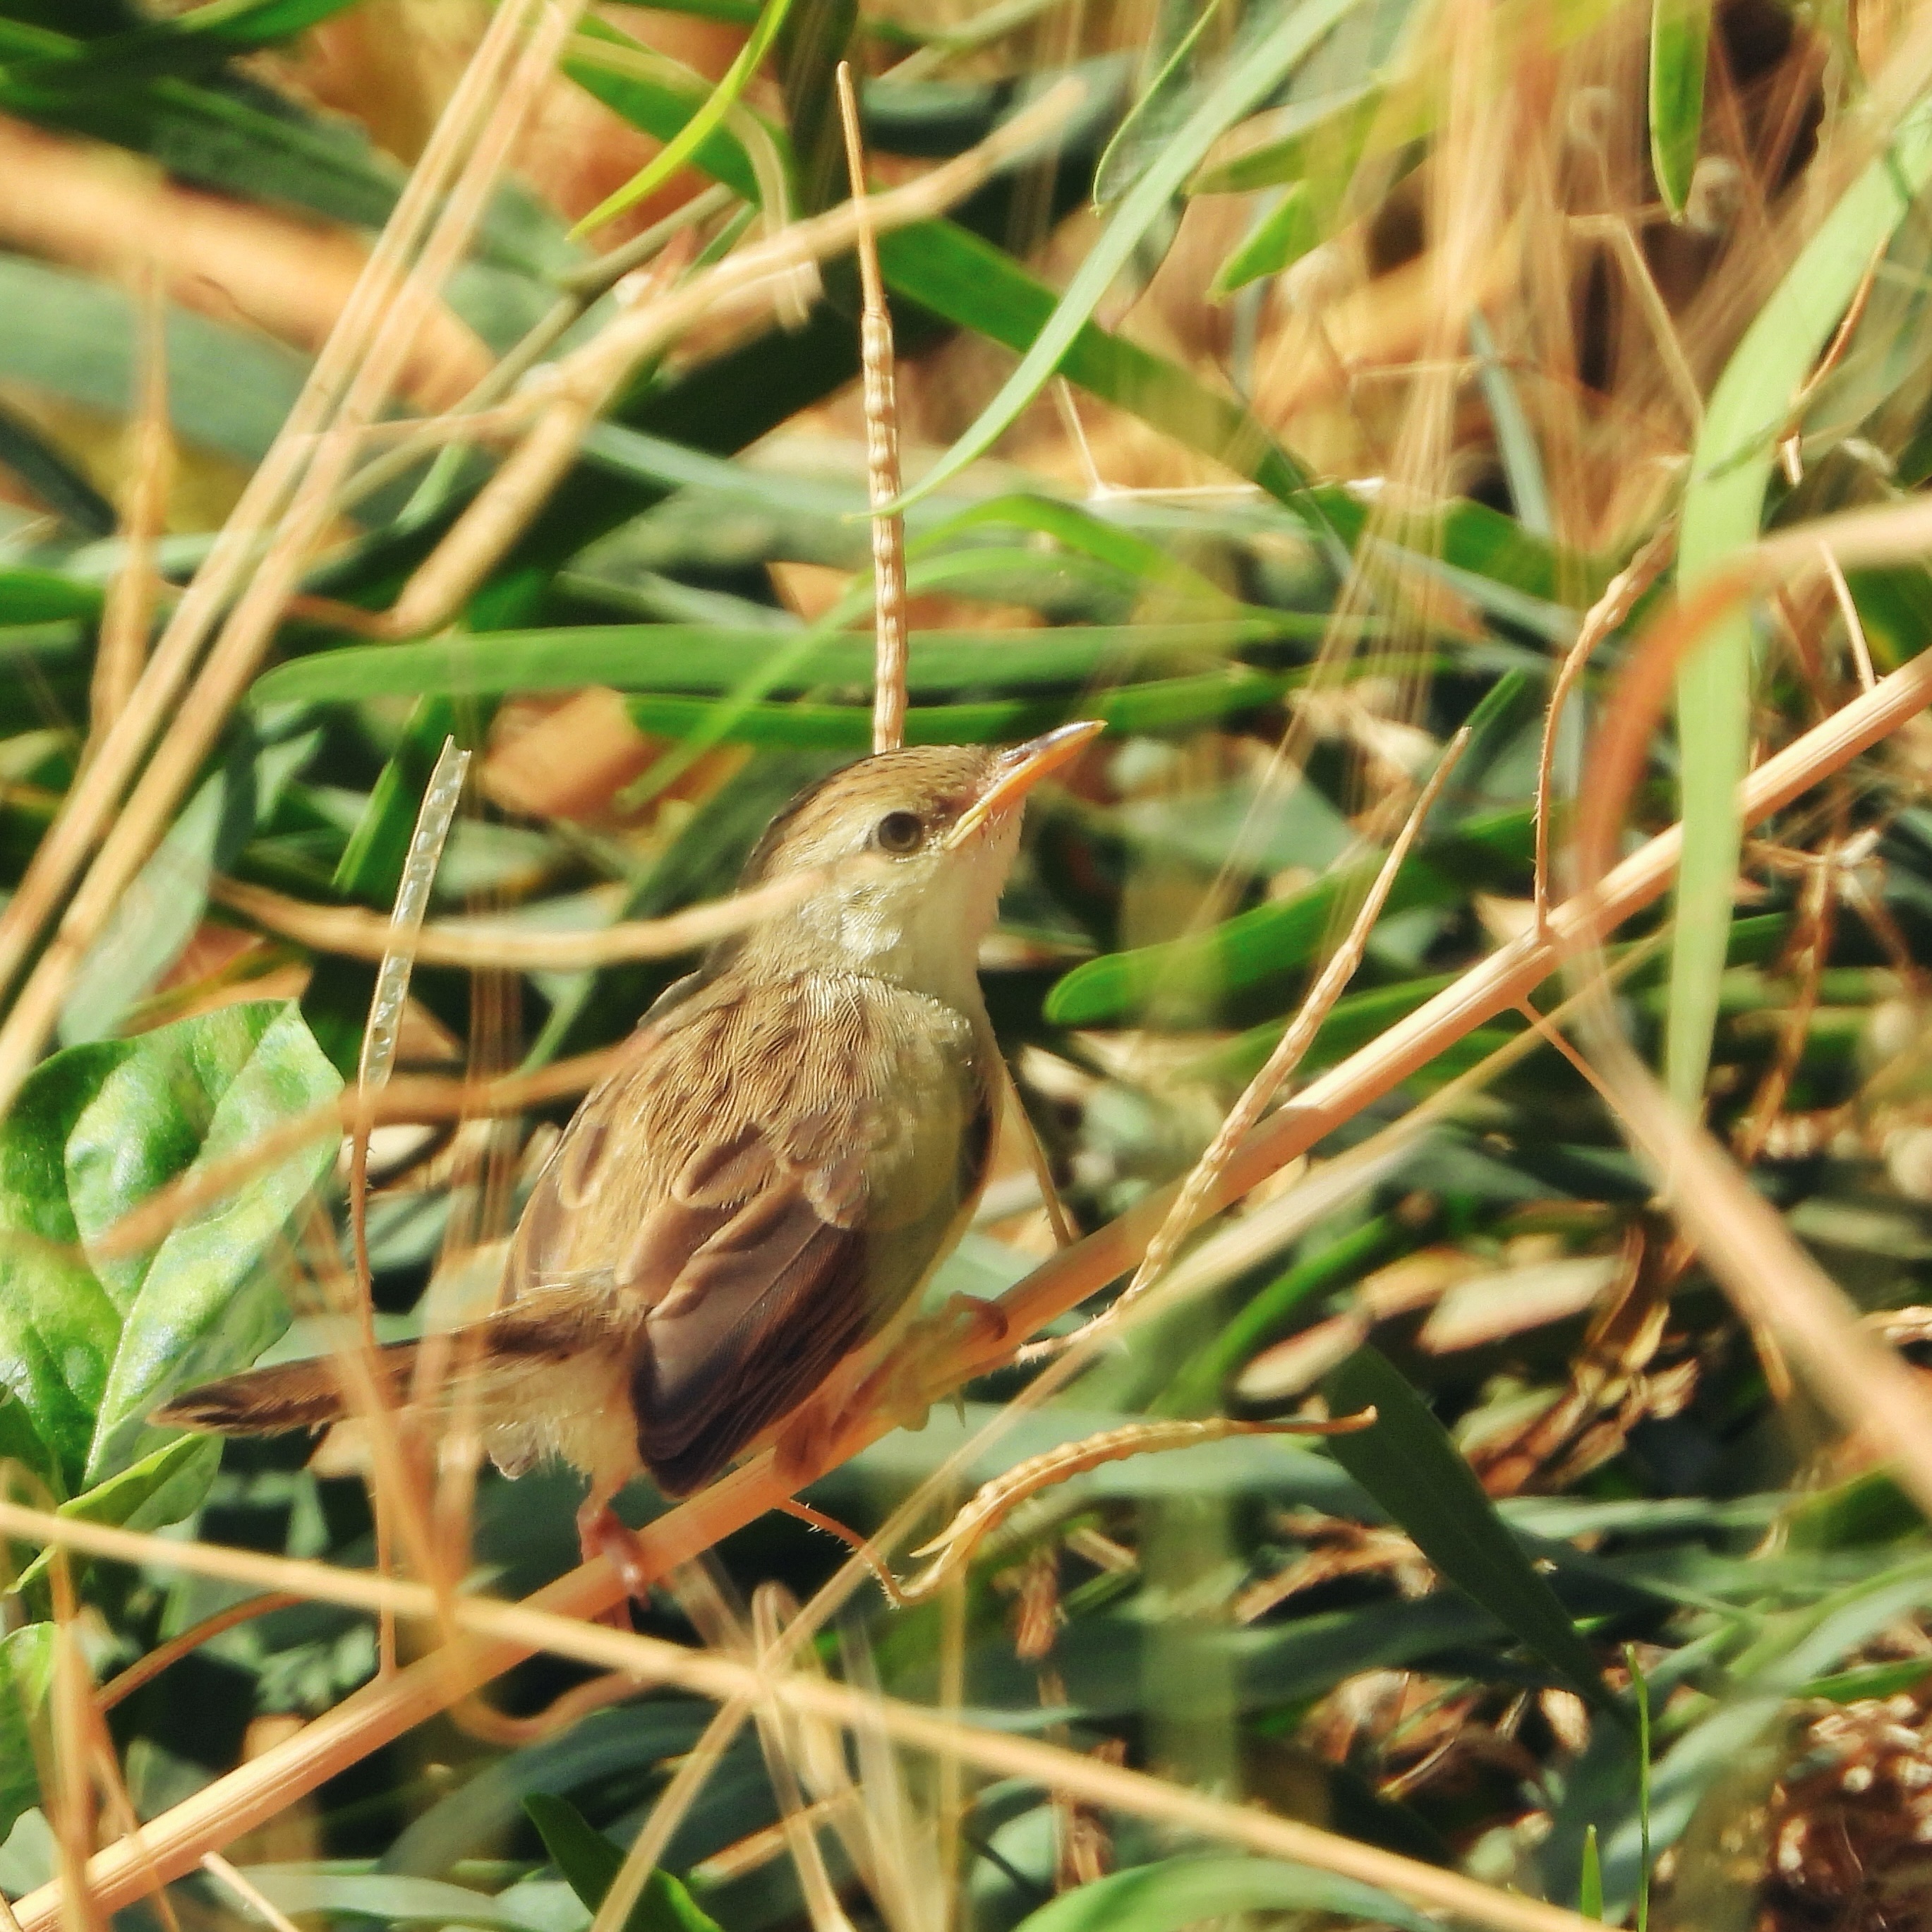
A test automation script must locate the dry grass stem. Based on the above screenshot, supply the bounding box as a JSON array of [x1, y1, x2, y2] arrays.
[[89, 270, 171, 746], [835, 60, 909, 755], [196, 1856, 303, 1932], [0, 1497, 1603, 1932], [1104, 719, 1471, 1329], [94, 1595, 303, 1715], [207, 858, 852, 970], [1816, 540, 1876, 691], [1534, 524, 1677, 929]]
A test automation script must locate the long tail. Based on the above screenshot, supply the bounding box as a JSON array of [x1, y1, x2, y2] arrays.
[[155, 1342, 420, 1435]]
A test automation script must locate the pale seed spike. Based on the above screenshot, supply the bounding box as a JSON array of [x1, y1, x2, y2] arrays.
[[835, 59, 908, 755]]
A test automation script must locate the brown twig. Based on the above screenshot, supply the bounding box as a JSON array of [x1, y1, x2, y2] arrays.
[[835, 61, 908, 755], [206, 859, 845, 970]]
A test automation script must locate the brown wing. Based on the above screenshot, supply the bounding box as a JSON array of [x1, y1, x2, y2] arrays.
[[507, 970, 995, 1497]]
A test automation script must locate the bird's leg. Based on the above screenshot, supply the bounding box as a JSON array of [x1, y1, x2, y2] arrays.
[[575, 1496, 654, 1614]]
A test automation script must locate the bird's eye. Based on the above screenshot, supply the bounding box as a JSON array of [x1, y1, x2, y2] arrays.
[[874, 809, 924, 855]]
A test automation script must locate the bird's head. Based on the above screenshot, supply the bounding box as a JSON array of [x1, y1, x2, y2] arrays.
[[727, 720, 1104, 1003]]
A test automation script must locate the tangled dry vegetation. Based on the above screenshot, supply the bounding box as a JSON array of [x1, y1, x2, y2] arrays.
[[13, 1, 1932, 1929]]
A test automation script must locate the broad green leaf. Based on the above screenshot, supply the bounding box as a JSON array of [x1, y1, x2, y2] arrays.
[[14, 1432, 222, 1602], [919, 494, 1245, 611], [564, 15, 774, 205], [1324, 1346, 1614, 1710], [0, 1002, 340, 1489], [900, 0, 1365, 508], [1092, 0, 1228, 207], [1009, 1854, 1436, 1932], [1648, 0, 1710, 217], [1669, 90, 1932, 1111], [775, 0, 854, 215], [0, 397, 117, 533], [1045, 804, 1534, 1027], [0, 1624, 54, 1847], [0, 1391, 62, 1500], [0, 20, 568, 273], [60, 724, 320, 1044], [2, 0, 363, 92], [523, 1794, 624, 1911], [1192, 79, 1384, 193], [1190, 0, 1624, 193], [1306, 481, 1601, 617], [524, 1794, 724, 1932], [249, 620, 1322, 708]]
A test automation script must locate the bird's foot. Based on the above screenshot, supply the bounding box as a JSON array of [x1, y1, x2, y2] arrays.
[[576, 1502, 653, 1618], [884, 1293, 1008, 1420]]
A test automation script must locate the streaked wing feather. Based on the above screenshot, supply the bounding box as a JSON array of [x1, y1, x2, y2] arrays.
[[636, 1181, 868, 1493]]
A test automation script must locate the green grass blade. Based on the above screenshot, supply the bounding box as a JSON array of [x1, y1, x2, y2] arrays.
[[570, 0, 795, 237], [1324, 1346, 1615, 1710], [1647, 0, 1710, 217], [1667, 90, 1932, 1111], [1209, 181, 1322, 298], [1579, 1824, 1604, 1920]]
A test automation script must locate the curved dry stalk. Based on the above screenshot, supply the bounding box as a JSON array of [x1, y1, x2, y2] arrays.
[[1564, 514, 1932, 1522], [94, 1594, 302, 1714], [1533, 524, 1676, 931], [0, 1497, 1602, 1932], [207, 858, 844, 970], [448, 1670, 644, 1747], [891, 1413, 1375, 1606]]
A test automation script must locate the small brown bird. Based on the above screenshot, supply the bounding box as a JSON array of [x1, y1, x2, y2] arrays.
[[157, 723, 1101, 1576]]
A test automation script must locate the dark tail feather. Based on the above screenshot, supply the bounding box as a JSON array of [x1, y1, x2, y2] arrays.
[[155, 1341, 421, 1435]]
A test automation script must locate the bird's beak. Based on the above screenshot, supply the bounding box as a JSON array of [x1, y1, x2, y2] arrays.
[[946, 719, 1106, 848]]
